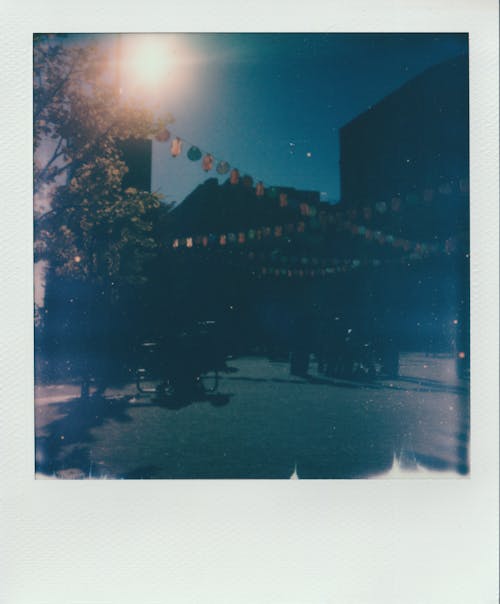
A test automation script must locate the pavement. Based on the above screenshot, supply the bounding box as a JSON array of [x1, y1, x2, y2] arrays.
[[34, 353, 469, 479]]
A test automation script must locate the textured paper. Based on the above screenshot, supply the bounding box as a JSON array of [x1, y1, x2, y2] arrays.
[[1, 1, 498, 602]]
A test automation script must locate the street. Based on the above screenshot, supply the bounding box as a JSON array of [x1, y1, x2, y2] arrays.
[[34, 353, 469, 479]]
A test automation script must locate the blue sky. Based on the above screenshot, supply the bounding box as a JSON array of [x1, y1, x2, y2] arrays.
[[142, 33, 468, 205], [51, 33, 468, 205]]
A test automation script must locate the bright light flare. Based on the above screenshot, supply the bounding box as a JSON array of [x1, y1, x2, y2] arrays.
[[123, 35, 174, 87], [116, 34, 198, 104]]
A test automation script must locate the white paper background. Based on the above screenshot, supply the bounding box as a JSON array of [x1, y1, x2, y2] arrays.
[[1, 1, 498, 602]]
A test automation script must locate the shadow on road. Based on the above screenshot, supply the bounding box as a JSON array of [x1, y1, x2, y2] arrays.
[[36, 394, 134, 477]]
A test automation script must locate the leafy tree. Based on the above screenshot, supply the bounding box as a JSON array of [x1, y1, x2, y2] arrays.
[[34, 34, 173, 284], [33, 34, 174, 394]]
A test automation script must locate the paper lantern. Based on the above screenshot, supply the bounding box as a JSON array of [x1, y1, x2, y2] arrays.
[[216, 161, 230, 175], [187, 146, 202, 161], [170, 137, 182, 157], [279, 192, 288, 207], [391, 196, 401, 212], [256, 181, 265, 197], [230, 168, 240, 185], [202, 154, 214, 171]]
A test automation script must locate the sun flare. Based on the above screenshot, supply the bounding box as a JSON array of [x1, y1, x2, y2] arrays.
[[122, 35, 175, 88]]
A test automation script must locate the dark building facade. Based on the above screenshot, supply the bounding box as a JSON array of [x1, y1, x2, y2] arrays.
[[338, 54, 470, 357], [120, 138, 152, 192], [339, 54, 469, 238]]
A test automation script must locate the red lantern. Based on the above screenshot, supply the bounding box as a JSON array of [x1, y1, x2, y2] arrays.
[[230, 168, 240, 185], [202, 154, 214, 171]]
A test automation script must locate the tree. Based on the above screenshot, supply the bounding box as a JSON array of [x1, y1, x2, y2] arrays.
[[34, 34, 174, 281], [33, 34, 174, 395]]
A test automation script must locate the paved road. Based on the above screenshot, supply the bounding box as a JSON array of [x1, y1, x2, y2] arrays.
[[34, 353, 469, 479]]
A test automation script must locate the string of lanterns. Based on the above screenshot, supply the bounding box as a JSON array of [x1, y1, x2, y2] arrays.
[[256, 254, 419, 279], [155, 124, 468, 212], [169, 216, 456, 259], [155, 127, 464, 261], [155, 127, 272, 197]]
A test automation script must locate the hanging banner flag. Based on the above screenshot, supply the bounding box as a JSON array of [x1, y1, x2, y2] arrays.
[[187, 146, 202, 161], [171, 137, 183, 157], [202, 154, 214, 171]]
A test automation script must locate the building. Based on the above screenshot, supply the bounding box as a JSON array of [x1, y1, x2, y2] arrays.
[[339, 54, 469, 242]]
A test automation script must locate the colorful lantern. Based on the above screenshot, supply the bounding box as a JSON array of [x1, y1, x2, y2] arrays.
[[170, 137, 182, 157], [202, 154, 214, 171], [391, 196, 401, 212], [216, 161, 230, 175], [187, 146, 202, 161], [230, 168, 240, 185]]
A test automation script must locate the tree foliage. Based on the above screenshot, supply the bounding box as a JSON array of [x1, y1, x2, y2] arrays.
[[34, 34, 173, 288]]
